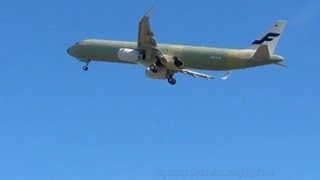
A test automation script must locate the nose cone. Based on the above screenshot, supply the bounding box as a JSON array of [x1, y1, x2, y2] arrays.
[[67, 45, 76, 57]]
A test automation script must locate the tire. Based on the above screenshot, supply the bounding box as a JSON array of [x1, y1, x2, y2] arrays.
[[168, 77, 176, 85], [150, 64, 158, 73]]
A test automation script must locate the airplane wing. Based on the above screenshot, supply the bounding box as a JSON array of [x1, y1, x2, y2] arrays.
[[181, 69, 233, 80], [180, 69, 214, 80], [137, 8, 164, 60], [137, 8, 229, 82]]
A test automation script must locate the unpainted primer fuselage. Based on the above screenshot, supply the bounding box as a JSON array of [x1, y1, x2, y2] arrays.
[[67, 39, 283, 71]]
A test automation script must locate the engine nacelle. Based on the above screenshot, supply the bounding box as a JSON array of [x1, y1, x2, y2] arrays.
[[117, 48, 146, 62], [145, 66, 169, 79]]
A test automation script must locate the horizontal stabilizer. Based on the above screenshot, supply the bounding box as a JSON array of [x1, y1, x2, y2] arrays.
[[221, 71, 232, 80], [274, 62, 288, 68], [253, 45, 270, 59]]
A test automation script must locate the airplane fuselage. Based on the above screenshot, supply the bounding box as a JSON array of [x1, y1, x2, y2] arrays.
[[67, 39, 283, 71]]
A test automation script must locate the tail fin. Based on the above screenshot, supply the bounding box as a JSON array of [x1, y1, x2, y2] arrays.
[[253, 45, 270, 59], [250, 20, 287, 54]]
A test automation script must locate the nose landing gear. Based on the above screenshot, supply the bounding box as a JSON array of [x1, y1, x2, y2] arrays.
[[83, 60, 91, 71], [83, 66, 89, 71]]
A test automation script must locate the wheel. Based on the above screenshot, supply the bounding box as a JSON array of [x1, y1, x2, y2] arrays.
[[83, 66, 89, 71], [168, 76, 176, 85], [150, 64, 158, 73]]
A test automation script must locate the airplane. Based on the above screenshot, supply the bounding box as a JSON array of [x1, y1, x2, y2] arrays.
[[67, 8, 287, 85]]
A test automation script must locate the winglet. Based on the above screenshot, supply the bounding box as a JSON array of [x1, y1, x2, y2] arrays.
[[144, 6, 155, 18]]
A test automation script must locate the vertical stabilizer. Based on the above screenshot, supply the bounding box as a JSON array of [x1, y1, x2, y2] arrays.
[[250, 21, 287, 54]]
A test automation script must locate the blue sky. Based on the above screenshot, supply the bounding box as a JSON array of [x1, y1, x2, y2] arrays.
[[1, 0, 319, 179]]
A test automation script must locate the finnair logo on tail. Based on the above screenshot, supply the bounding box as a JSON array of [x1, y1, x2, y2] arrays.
[[252, 33, 280, 45]]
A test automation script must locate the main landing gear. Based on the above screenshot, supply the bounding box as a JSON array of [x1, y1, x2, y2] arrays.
[[150, 64, 177, 85], [168, 75, 176, 85], [149, 57, 177, 85], [149, 64, 158, 73], [149, 57, 162, 73], [83, 60, 91, 71]]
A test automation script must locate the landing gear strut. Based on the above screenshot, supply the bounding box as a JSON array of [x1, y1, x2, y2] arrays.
[[149, 56, 162, 73], [168, 75, 176, 85], [83, 60, 91, 71]]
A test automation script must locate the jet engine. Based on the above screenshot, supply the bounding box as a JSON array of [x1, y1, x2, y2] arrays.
[[117, 48, 146, 62], [145, 66, 169, 79]]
